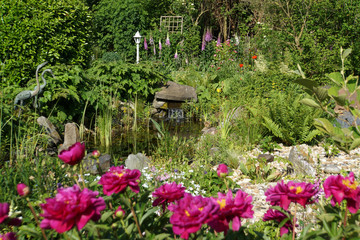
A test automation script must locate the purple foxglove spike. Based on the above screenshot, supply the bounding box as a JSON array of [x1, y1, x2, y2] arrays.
[[201, 39, 206, 51], [205, 29, 212, 42], [153, 45, 156, 55], [144, 37, 148, 50], [217, 35, 221, 47], [166, 33, 170, 46], [174, 50, 178, 59], [159, 39, 162, 50]]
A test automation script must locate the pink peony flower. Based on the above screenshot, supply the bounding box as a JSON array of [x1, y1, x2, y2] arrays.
[[208, 190, 254, 234], [98, 166, 141, 195], [265, 181, 318, 210], [144, 37, 148, 50], [168, 193, 218, 239], [40, 185, 106, 233], [58, 142, 85, 166], [217, 164, 229, 178], [0, 203, 9, 224], [323, 172, 360, 213], [17, 183, 30, 197], [92, 150, 100, 158], [263, 209, 293, 236], [115, 206, 125, 218], [0, 232, 17, 240], [152, 182, 186, 211]]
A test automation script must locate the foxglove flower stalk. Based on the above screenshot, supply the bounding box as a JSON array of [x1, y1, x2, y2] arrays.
[[208, 190, 254, 234], [263, 209, 293, 236], [165, 33, 170, 46], [323, 172, 360, 213], [204, 28, 212, 42], [40, 185, 106, 233], [153, 44, 156, 55], [168, 193, 218, 239], [217, 164, 229, 178], [159, 39, 162, 51], [144, 37, 148, 50], [201, 38, 206, 51], [174, 50, 178, 59], [58, 142, 85, 166], [216, 35, 221, 47], [98, 165, 141, 195], [17, 183, 30, 197], [152, 182, 186, 211]]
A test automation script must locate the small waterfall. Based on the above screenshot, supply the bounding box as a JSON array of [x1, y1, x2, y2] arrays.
[[168, 108, 184, 119]]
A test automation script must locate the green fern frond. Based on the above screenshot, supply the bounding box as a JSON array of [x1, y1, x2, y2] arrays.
[[262, 116, 284, 139]]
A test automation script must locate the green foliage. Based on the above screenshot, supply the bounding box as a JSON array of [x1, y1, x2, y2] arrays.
[[262, 89, 324, 145], [0, 0, 92, 86], [295, 48, 360, 153]]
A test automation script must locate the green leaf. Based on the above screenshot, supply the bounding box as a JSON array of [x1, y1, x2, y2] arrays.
[[100, 211, 113, 222], [326, 72, 344, 86], [140, 207, 158, 225], [342, 48, 352, 60], [294, 78, 319, 92], [314, 118, 335, 134], [350, 138, 360, 150], [332, 95, 347, 106], [299, 98, 321, 108], [328, 86, 341, 97]]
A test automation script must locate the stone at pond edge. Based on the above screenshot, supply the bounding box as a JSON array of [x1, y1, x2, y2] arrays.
[[125, 153, 150, 170], [288, 145, 317, 177], [58, 123, 80, 154], [322, 164, 341, 174], [155, 81, 197, 102], [37, 116, 62, 146], [257, 154, 274, 163], [83, 153, 111, 175]]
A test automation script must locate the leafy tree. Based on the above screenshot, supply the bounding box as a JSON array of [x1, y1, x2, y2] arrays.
[[0, 0, 92, 86]]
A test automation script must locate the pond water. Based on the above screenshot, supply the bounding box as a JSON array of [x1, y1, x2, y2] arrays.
[[91, 118, 204, 158]]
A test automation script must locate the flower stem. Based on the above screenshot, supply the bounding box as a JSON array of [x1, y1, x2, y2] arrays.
[[129, 198, 142, 238], [76, 227, 83, 240], [292, 205, 297, 240], [27, 200, 48, 240], [342, 208, 348, 240]]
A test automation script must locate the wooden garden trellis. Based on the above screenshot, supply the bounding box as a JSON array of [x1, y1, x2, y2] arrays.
[[160, 16, 183, 33]]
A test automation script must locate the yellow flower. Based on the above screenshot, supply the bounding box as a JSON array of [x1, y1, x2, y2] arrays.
[[216, 88, 222, 93]]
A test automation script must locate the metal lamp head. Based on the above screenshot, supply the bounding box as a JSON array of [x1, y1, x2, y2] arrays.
[[134, 31, 142, 44]]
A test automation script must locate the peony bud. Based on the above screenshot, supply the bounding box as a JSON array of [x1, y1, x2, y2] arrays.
[[217, 164, 229, 178], [92, 150, 100, 158], [115, 206, 125, 218], [17, 183, 30, 197]]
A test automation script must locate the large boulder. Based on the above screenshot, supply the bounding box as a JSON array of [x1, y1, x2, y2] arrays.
[[288, 145, 316, 177], [58, 123, 80, 154], [37, 116, 62, 146], [154, 81, 197, 103], [83, 153, 111, 175], [125, 153, 150, 170]]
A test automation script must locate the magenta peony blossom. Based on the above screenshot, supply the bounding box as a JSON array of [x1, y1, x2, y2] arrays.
[[144, 37, 148, 50], [265, 181, 318, 210], [208, 190, 254, 234], [263, 209, 293, 236], [40, 185, 106, 233], [17, 183, 30, 197], [0, 203, 9, 224], [98, 165, 141, 195], [323, 172, 360, 213], [165, 33, 170, 46], [0, 232, 17, 240], [58, 142, 85, 166], [115, 206, 125, 218], [217, 164, 229, 178], [152, 182, 186, 211], [168, 193, 218, 239]]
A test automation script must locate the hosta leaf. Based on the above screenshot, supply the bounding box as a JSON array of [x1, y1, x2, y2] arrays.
[[299, 98, 321, 108]]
